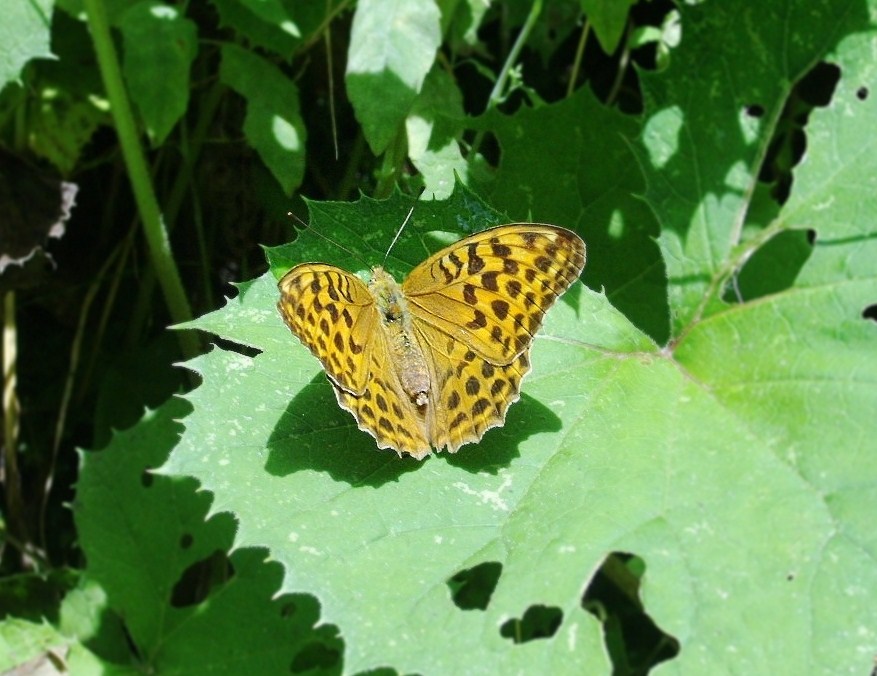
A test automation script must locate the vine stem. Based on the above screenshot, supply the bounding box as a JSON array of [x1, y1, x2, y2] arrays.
[[83, 0, 198, 358], [487, 0, 543, 109], [470, 0, 543, 157], [566, 18, 591, 98]]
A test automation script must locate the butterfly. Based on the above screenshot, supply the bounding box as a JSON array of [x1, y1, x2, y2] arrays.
[[277, 223, 586, 459]]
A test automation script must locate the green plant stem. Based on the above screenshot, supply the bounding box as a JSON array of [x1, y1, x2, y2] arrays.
[[44, 241, 126, 549], [83, 0, 198, 359], [487, 0, 542, 109], [374, 130, 407, 198], [324, 2, 339, 162], [470, 0, 543, 157], [606, 20, 633, 107], [566, 18, 590, 98], [301, 0, 352, 52], [126, 80, 224, 346]]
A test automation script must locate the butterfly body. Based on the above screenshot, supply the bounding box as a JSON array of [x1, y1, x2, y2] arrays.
[[368, 267, 430, 407], [278, 224, 586, 459]]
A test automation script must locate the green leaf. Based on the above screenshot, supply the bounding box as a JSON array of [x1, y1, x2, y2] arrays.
[[0, 610, 130, 675], [237, 0, 300, 38], [220, 44, 306, 195], [0, 618, 66, 672], [475, 87, 669, 343], [445, 0, 492, 49], [580, 0, 636, 55], [406, 66, 467, 198], [9, 12, 108, 173], [74, 397, 341, 672], [635, 2, 871, 334], [0, 0, 54, 88], [120, 1, 197, 145], [346, 0, 441, 154], [211, 0, 338, 59], [159, 4, 877, 666], [162, 187, 652, 672]]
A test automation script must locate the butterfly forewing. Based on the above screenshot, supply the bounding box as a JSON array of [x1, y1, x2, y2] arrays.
[[277, 264, 378, 394], [403, 225, 586, 364]]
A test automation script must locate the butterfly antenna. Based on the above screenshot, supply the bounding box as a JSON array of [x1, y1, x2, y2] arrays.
[[286, 212, 368, 268], [287, 210, 308, 229], [382, 206, 415, 265]]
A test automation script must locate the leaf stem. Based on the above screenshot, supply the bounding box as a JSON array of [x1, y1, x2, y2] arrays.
[[488, 0, 543, 110], [471, 0, 543, 157], [566, 18, 591, 98], [83, 0, 198, 358], [684, 86, 795, 333], [606, 19, 633, 107]]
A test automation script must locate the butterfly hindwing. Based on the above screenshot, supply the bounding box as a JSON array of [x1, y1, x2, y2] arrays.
[[412, 320, 532, 453], [332, 326, 433, 457], [277, 264, 377, 395]]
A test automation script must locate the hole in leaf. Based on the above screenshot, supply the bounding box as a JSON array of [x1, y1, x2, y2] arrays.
[[856, 86, 869, 101], [759, 62, 841, 203], [863, 304, 877, 322], [448, 561, 502, 611], [467, 130, 500, 168], [799, 62, 842, 107], [723, 229, 814, 303], [179, 533, 193, 550], [583, 552, 680, 673], [745, 104, 765, 118], [290, 641, 342, 673], [499, 604, 563, 643], [213, 336, 261, 359], [170, 549, 234, 608]]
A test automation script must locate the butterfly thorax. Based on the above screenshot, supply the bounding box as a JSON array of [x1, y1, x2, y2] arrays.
[[368, 267, 430, 407]]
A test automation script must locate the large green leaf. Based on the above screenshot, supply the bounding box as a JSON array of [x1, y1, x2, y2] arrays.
[[220, 44, 306, 195], [476, 86, 668, 343], [73, 398, 341, 673], [120, 1, 197, 145], [124, 1, 877, 673], [346, 0, 441, 154], [161, 146, 876, 676], [0, 0, 54, 88]]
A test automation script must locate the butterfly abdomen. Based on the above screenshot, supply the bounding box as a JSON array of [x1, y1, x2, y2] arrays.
[[369, 267, 430, 407]]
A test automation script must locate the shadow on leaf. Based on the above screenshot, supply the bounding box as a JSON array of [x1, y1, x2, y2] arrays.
[[443, 393, 561, 473], [267, 376, 561, 482], [266, 375, 421, 486]]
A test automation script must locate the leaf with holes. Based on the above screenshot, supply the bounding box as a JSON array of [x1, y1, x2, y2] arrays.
[[157, 6, 877, 676], [73, 398, 342, 672]]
